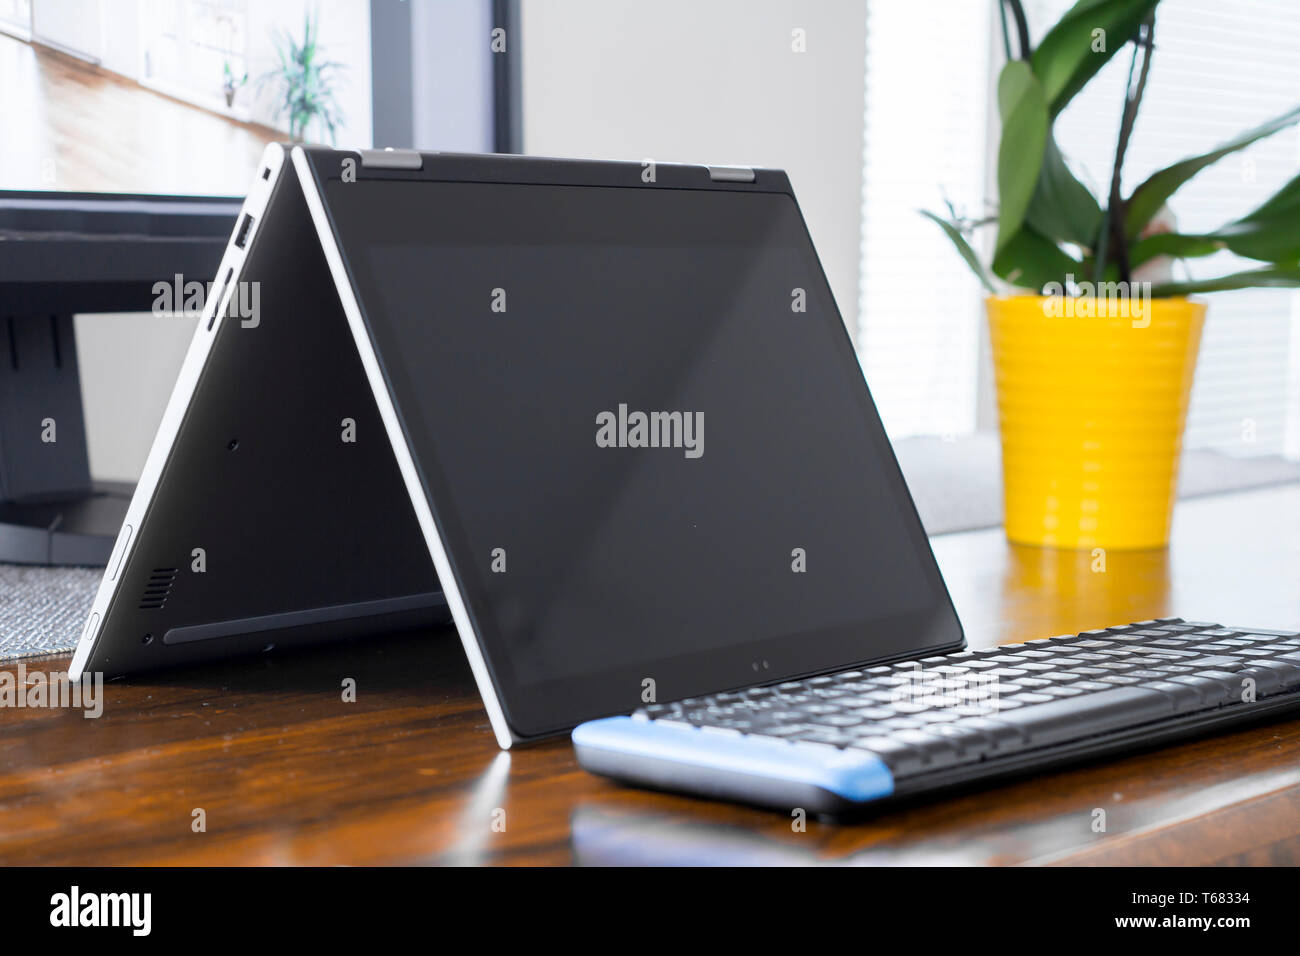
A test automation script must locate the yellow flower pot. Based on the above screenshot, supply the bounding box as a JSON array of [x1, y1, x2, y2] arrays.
[[986, 295, 1206, 550]]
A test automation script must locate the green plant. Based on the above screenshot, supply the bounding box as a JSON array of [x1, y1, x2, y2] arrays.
[[260, 11, 345, 144], [926, 0, 1300, 298]]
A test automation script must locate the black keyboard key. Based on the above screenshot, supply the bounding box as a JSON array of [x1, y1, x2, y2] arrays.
[[1144, 680, 1206, 713], [879, 717, 924, 731], [888, 730, 964, 769], [927, 723, 997, 759], [1009, 692, 1055, 704], [848, 736, 925, 774], [851, 707, 895, 721], [1235, 662, 1300, 699], [1181, 656, 1246, 670], [1164, 674, 1237, 707], [1250, 658, 1300, 689], [754, 724, 814, 738], [811, 714, 867, 728], [798, 729, 857, 747], [979, 687, 1175, 747], [948, 716, 1026, 750]]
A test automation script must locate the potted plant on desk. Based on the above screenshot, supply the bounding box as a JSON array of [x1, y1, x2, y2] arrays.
[[925, 0, 1300, 550]]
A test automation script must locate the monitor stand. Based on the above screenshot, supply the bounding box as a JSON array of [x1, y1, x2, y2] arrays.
[[0, 482, 132, 566], [1, 186, 239, 567], [0, 313, 130, 566]]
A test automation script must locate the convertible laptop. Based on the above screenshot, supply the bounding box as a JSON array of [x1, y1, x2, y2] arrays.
[[73, 145, 1300, 817]]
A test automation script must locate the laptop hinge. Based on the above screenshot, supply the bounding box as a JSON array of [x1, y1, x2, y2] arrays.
[[358, 148, 424, 170], [706, 165, 756, 183]]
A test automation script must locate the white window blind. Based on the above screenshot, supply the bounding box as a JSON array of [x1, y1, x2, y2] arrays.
[[858, 0, 995, 439]]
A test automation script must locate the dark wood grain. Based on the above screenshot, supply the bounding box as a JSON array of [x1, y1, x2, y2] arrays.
[[2, 485, 1297, 866]]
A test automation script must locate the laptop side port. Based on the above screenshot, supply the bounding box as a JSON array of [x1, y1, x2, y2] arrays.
[[234, 213, 255, 249]]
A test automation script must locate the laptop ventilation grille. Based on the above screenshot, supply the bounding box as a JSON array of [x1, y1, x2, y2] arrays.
[[139, 568, 178, 610]]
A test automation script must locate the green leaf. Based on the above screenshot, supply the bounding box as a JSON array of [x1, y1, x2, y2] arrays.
[[995, 61, 1049, 254], [1149, 265, 1300, 297], [1128, 232, 1222, 269], [1025, 133, 1103, 247], [1128, 171, 1300, 266], [920, 210, 996, 293], [1125, 104, 1300, 237], [1237, 169, 1300, 224], [992, 225, 1082, 292], [1032, 0, 1160, 115]]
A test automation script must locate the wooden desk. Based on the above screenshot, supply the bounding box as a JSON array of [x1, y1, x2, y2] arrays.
[[3, 485, 1298, 866]]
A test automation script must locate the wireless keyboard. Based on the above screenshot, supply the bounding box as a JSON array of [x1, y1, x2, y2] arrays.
[[573, 619, 1300, 813]]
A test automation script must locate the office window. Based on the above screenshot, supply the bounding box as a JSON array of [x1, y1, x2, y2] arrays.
[[857, 0, 994, 440]]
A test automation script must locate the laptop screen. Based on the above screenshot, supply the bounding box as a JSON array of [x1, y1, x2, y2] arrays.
[[322, 170, 963, 737]]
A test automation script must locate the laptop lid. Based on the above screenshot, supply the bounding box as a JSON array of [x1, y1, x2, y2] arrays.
[[294, 146, 964, 745]]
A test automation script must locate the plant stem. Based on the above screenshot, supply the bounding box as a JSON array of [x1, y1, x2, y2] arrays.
[[997, 0, 1013, 62], [1100, 14, 1156, 284], [1002, 0, 1032, 61]]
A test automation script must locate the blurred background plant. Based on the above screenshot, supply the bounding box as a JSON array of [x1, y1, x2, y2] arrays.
[[260, 9, 344, 144]]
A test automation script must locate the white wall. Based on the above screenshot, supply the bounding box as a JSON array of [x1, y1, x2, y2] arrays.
[[76, 314, 198, 483], [520, 0, 868, 337]]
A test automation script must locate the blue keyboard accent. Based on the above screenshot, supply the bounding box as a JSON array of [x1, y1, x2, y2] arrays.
[[572, 716, 895, 803]]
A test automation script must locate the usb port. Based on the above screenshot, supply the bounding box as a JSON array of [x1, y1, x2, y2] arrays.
[[234, 213, 255, 249]]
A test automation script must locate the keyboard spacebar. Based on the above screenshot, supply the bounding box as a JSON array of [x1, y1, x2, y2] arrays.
[[985, 687, 1179, 748]]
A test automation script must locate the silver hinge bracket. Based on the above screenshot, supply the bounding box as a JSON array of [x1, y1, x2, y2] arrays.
[[358, 148, 424, 170], [706, 165, 756, 183]]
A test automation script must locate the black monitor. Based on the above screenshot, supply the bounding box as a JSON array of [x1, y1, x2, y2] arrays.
[[0, 190, 240, 565]]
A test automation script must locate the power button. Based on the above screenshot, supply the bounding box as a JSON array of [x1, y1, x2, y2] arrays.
[[109, 524, 134, 582]]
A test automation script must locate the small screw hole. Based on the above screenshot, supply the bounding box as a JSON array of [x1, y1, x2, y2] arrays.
[[141, 633, 154, 645], [227, 439, 239, 451]]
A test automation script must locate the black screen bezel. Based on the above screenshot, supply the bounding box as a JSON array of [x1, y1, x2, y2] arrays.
[[305, 149, 965, 740]]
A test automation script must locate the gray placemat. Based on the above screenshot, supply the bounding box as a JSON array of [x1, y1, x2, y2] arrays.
[[895, 434, 1300, 535], [0, 563, 100, 662]]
